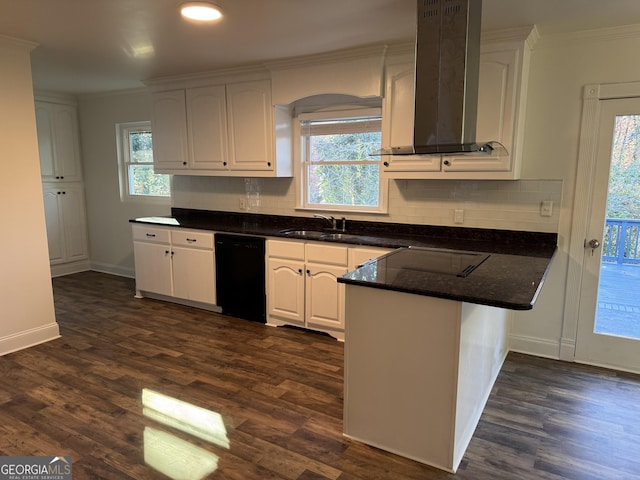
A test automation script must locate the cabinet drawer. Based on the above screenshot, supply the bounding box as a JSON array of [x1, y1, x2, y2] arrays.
[[132, 225, 170, 243], [171, 229, 214, 249], [268, 239, 305, 260], [306, 243, 348, 266]]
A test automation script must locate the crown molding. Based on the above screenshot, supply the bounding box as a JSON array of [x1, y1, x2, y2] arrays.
[[535, 22, 640, 50], [265, 43, 389, 71], [0, 33, 38, 51]]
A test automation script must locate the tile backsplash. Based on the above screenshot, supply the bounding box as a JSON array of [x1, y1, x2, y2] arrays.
[[172, 176, 562, 233]]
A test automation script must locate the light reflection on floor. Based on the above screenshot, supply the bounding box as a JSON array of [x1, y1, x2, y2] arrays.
[[142, 389, 230, 479]]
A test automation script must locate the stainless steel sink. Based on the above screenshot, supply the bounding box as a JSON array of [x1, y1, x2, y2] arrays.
[[321, 233, 361, 240], [279, 229, 362, 241], [280, 229, 325, 238]]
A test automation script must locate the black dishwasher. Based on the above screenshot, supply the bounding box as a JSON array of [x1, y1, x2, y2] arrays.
[[215, 233, 266, 323]]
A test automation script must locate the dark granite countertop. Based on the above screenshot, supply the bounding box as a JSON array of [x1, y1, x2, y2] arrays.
[[130, 208, 557, 310], [338, 246, 555, 310]]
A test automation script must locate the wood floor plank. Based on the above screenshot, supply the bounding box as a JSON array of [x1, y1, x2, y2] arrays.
[[1, 271, 639, 479]]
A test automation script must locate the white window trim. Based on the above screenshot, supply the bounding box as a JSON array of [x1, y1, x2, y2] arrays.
[[294, 107, 388, 214], [116, 121, 171, 204]]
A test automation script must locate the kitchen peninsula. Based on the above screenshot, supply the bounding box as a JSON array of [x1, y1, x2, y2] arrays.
[[339, 244, 555, 473]]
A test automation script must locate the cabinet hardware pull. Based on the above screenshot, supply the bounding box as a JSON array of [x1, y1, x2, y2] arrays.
[[267, 162, 271, 167], [186, 238, 196, 243], [443, 160, 451, 166], [146, 233, 156, 238], [165, 250, 169, 255], [383, 161, 389, 167], [306, 269, 311, 275], [182, 161, 187, 165], [298, 268, 303, 275], [223, 161, 227, 166]]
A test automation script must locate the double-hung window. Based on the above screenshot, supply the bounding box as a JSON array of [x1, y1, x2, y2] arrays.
[[116, 121, 171, 203], [298, 108, 387, 213]]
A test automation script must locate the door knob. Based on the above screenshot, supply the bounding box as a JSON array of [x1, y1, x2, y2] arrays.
[[588, 239, 601, 249]]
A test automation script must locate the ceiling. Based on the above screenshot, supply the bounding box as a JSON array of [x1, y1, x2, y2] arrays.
[[2, 0, 640, 95]]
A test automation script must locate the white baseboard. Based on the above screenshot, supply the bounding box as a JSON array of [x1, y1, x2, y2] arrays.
[[508, 333, 561, 359], [90, 261, 135, 278], [0, 323, 61, 356], [50, 259, 91, 277], [559, 338, 576, 361]]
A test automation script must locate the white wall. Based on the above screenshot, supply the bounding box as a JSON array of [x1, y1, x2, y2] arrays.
[[78, 89, 170, 277], [0, 35, 59, 355]]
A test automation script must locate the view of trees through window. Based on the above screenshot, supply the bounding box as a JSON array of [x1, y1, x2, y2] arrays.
[[308, 131, 381, 206], [128, 130, 170, 197], [607, 115, 640, 219], [303, 115, 382, 209]]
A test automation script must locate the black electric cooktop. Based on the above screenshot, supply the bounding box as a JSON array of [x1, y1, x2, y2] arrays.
[[377, 246, 490, 278]]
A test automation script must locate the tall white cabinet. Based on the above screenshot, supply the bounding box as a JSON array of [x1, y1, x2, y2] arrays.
[[35, 97, 89, 277]]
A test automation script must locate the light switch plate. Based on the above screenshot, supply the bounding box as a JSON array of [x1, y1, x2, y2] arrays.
[[540, 200, 553, 217]]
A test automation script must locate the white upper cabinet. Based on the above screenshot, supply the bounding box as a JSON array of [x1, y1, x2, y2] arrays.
[[380, 63, 441, 174], [35, 102, 83, 182], [226, 80, 274, 171], [187, 85, 228, 170], [382, 28, 535, 180], [150, 90, 189, 171], [151, 77, 292, 177]]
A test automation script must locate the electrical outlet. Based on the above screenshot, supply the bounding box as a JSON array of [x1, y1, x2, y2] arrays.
[[454, 209, 464, 224], [239, 198, 247, 210], [540, 200, 553, 217]]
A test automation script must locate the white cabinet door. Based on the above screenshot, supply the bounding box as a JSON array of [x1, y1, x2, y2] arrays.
[[305, 262, 347, 330], [151, 90, 189, 171], [443, 48, 518, 173], [267, 257, 305, 325], [43, 186, 65, 263], [172, 246, 216, 304], [35, 102, 83, 182], [42, 183, 88, 265], [186, 85, 228, 170], [133, 241, 173, 296], [381, 63, 441, 175], [226, 80, 274, 171], [58, 184, 89, 262]]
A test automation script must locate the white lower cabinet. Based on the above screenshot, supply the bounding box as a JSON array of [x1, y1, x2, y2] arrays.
[[132, 225, 216, 305], [267, 239, 348, 340], [42, 182, 89, 268]]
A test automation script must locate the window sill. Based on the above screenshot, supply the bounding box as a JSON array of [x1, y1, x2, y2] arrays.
[[295, 205, 389, 215]]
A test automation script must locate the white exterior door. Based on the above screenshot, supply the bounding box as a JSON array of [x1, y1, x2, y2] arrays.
[[575, 94, 640, 372]]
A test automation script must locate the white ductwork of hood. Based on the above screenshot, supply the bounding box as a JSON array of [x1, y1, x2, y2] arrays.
[[379, 0, 505, 156]]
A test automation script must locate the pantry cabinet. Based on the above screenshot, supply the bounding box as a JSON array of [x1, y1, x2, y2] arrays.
[[42, 183, 89, 266], [381, 29, 533, 180], [151, 79, 291, 177], [35, 102, 83, 182], [36, 97, 90, 277], [132, 225, 216, 305]]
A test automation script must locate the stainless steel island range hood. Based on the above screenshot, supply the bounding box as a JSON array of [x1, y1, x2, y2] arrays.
[[382, 0, 499, 156]]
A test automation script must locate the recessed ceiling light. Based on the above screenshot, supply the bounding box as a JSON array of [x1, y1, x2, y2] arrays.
[[180, 2, 223, 22]]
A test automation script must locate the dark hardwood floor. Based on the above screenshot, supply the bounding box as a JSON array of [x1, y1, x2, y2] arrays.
[[1, 271, 640, 479]]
